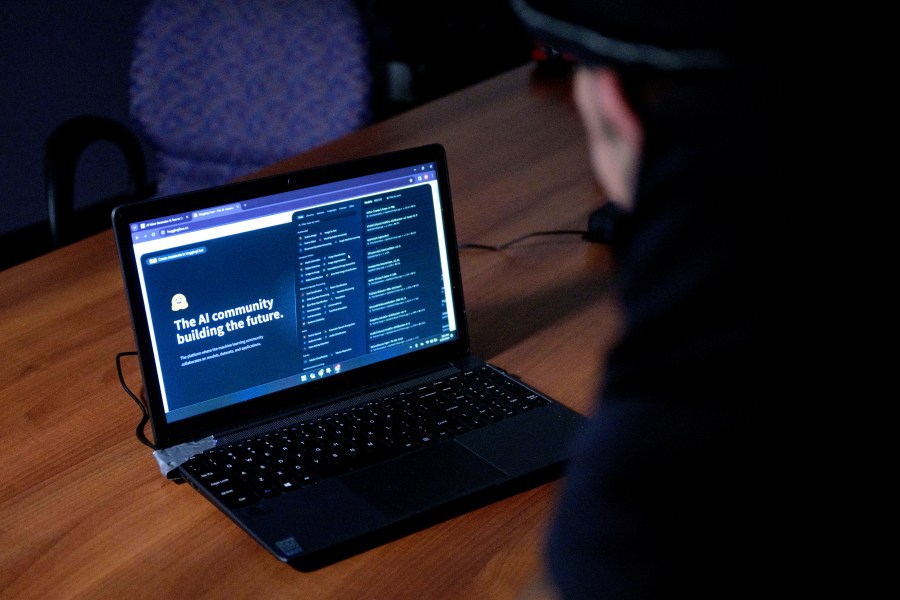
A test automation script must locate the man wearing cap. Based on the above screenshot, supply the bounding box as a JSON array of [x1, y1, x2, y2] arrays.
[[510, 1, 825, 597]]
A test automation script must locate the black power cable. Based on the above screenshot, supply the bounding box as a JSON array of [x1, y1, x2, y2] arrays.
[[458, 204, 624, 251], [115, 351, 156, 450], [459, 229, 587, 251]]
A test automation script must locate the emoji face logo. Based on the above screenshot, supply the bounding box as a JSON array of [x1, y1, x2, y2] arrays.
[[171, 293, 189, 311]]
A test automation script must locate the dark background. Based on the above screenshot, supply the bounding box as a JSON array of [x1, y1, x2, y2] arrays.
[[0, 1, 532, 270]]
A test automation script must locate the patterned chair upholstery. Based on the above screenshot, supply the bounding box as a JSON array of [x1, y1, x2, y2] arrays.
[[131, 0, 372, 196]]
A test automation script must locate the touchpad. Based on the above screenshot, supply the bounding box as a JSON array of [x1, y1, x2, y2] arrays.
[[339, 441, 506, 519]]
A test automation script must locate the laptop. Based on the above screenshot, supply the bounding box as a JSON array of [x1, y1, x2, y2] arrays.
[[112, 143, 586, 569]]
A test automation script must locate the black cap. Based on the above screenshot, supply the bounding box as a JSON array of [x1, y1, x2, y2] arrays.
[[509, 0, 774, 71]]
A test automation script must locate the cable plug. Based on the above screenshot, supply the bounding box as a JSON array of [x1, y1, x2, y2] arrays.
[[583, 203, 624, 244]]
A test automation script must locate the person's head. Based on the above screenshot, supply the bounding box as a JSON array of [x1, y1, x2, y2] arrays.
[[510, 0, 791, 212]]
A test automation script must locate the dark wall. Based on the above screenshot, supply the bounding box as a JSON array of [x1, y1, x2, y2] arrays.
[[0, 1, 149, 239], [359, 1, 533, 120]]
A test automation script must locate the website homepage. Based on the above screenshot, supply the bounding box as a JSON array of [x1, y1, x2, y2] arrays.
[[130, 175, 456, 423]]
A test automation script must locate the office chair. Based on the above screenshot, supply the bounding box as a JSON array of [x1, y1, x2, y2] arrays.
[[130, 0, 372, 197], [45, 0, 371, 247]]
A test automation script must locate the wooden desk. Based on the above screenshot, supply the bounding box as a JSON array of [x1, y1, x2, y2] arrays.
[[0, 65, 618, 599]]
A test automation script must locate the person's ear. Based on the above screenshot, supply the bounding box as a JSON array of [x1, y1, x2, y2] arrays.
[[595, 69, 643, 155], [574, 68, 644, 209]]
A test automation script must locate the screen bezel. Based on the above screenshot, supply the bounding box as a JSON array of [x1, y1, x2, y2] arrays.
[[112, 144, 470, 449]]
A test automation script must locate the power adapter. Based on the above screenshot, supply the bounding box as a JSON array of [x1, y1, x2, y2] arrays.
[[583, 203, 624, 244]]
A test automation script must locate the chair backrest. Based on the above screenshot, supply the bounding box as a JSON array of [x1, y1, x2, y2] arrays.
[[45, 115, 153, 246], [130, 0, 371, 197]]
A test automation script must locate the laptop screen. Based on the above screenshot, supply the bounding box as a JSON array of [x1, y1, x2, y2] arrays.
[[118, 147, 461, 432]]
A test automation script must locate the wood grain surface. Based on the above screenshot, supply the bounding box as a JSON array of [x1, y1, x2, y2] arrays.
[[0, 65, 619, 599]]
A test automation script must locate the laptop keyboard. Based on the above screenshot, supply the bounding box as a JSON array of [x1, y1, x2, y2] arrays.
[[180, 366, 549, 508]]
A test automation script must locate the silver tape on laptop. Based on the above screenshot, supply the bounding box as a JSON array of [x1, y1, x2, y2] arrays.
[[153, 435, 217, 477]]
